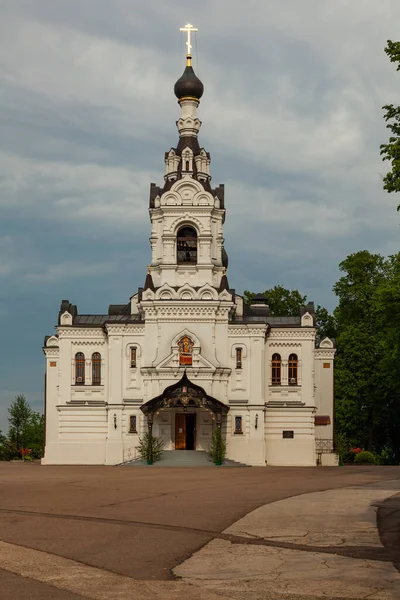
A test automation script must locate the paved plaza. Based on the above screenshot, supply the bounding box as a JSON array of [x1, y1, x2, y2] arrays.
[[0, 463, 400, 599]]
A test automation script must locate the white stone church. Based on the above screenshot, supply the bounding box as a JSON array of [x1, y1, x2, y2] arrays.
[[43, 33, 336, 467]]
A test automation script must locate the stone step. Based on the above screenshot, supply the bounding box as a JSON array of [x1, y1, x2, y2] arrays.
[[119, 450, 248, 467]]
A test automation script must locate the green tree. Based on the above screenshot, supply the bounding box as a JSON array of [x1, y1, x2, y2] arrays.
[[8, 395, 33, 456], [333, 251, 399, 456], [243, 285, 334, 338], [380, 40, 400, 201], [315, 305, 337, 339], [25, 412, 45, 459], [373, 253, 400, 459], [244, 285, 307, 315], [0, 430, 6, 460]]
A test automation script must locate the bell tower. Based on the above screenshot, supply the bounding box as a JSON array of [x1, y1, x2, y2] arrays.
[[146, 24, 227, 291]]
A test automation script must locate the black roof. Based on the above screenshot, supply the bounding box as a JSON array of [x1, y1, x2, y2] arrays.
[[72, 314, 142, 327], [108, 303, 130, 315]]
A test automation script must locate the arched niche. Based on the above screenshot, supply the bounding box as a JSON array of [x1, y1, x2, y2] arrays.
[[177, 226, 197, 264]]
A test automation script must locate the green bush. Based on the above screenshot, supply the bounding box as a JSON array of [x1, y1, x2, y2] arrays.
[[209, 427, 227, 465], [137, 432, 164, 464], [334, 432, 349, 465], [354, 451, 376, 465]]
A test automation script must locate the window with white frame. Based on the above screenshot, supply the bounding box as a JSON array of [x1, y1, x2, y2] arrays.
[[75, 352, 85, 385], [234, 416, 243, 434], [271, 353, 281, 385], [92, 352, 101, 385], [130, 347, 137, 368], [129, 415, 137, 433], [288, 354, 298, 385]]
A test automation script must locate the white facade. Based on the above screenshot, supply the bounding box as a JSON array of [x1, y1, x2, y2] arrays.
[[43, 56, 336, 467]]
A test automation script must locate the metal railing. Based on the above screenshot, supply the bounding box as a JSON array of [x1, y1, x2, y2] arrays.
[[316, 439, 334, 454]]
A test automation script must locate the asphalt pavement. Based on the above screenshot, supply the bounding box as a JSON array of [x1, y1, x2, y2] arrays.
[[0, 463, 399, 599]]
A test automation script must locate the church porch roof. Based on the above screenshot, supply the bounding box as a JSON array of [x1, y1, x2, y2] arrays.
[[141, 371, 229, 416]]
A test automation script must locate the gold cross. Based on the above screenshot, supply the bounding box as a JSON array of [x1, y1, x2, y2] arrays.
[[180, 23, 198, 56]]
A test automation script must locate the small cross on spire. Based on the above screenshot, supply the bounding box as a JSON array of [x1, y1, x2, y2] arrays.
[[180, 23, 198, 57]]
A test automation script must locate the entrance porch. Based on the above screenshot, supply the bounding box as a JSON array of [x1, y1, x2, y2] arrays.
[[140, 372, 230, 452]]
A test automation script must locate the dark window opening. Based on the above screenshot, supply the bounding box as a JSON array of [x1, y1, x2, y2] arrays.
[[234, 416, 243, 434], [283, 430, 294, 439], [130, 347, 137, 368], [177, 226, 197, 264], [185, 160, 190, 171], [271, 353, 281, 385], [75, 352, 85, 385], [129, 415, 137, 433], [236, 348, 242, 369], [92, 352, 101, 385]]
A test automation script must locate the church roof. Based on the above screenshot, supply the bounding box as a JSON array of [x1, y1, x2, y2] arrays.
[[141, 371, 229, 415], [72, 314, 142, 327]]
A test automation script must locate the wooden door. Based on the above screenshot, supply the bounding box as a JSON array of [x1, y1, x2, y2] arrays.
[[175, 413, 186, 449]]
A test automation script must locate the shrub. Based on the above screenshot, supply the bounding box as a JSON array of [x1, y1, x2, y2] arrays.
[[354, 451, 376, 465], [209, 427, 227, 465], [137, 432, 164, 464], [334, 432, 349, 464]]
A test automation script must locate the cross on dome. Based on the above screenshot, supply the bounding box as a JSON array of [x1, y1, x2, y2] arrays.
[[174, 22, 204, 101], [180, 23, 198, 56]]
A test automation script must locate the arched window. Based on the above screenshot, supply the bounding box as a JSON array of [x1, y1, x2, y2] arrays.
[[185, 160, 190, 171], [177, 226, 197, 264], [271, 353, 281, 385], [288, 354, 298, 385], [75, 352, 85, 385], [92, 352, 101, 385]]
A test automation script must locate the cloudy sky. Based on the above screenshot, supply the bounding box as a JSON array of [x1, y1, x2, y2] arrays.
[[0, 0, 399, 430]]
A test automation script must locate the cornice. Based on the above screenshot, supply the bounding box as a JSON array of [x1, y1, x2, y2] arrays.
[[105, 325, 145, 335], [57, 403, 107, 410], [228, 327, 267, 337], [314, 349, 336, 358], [140, 368, 231, 381], [143, 306, 230, 321], [44, 348, 59, 358], [268, 330, 315, 340], [71, 340, 106, 346], [58, 329, 106, 339], [269, 342, 302, 347]]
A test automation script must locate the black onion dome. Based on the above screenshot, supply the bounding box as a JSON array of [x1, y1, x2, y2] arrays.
[[174, 62, 204, 100]]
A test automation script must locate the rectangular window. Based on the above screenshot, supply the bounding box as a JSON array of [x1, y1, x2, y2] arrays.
[[129, 415, 137, 433], [323, 363, 331, 369], [283, 430, 294, 439], [130, 347, 137, 368], [234, 416, 243, 434], [236, 348, 242, 369]]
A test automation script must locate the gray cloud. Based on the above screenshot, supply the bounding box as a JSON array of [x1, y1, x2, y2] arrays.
[[0, 0, 400, 430]]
